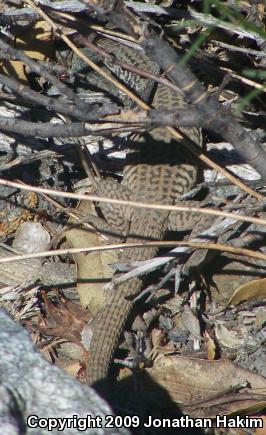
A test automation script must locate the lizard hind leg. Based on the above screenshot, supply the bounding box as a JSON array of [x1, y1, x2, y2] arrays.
[[96, 178, 132, 238]]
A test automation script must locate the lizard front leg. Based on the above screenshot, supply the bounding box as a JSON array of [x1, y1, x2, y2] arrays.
[[167, 200, 202, 232], [167, 203, 217, 275]]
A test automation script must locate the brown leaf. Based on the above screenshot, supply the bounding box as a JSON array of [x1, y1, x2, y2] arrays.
[[145, 356, 266, 418], [215, 323, 244, 349], [65, 200, 118, 314], [38, 292, 89, 346], [204, 332, 216, 360], [228, 278, 266, 306]]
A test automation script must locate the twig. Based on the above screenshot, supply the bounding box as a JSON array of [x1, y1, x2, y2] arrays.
[[0, 239, 265, 265], [0, 177, 265, 227], [212, 40, 265, 58]]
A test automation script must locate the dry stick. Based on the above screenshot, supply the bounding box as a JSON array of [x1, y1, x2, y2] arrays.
[[54, 10, 137, 44], [0, 240, 265, 265], [0, 177, 266, 227], [213, 40, 265, 58], [24, 0, 264, 201], [221, 67, 266, 92]]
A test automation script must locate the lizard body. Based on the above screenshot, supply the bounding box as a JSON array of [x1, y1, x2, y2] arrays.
[[70, 37, 202, 386]]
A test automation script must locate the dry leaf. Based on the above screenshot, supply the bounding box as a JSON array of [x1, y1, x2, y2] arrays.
[[65, 200, 118, 314], [215, 323, 244, 349], [181, 306, 201, 339], [145, 356, 266, 418], [204, 331, 216, 360], [81, 323, 93, 351], [151, 328, 165, 349], [228, 278, 266, 306]]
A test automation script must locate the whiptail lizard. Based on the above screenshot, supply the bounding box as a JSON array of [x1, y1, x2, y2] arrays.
[[69, 36, 202, 387]]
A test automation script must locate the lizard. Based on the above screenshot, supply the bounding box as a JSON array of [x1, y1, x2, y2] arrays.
[[67, 35, 203, 387]]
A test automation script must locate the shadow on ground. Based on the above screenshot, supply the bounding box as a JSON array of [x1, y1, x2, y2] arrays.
[[93, 370, 206, 435]]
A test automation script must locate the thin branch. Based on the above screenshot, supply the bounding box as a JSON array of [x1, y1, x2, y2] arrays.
[[212, 40, 265, 57], [0, 115, 91, 137], [0, 239, 265, 265], [0, 72, 107, 122], [0, 177, 265, 227]]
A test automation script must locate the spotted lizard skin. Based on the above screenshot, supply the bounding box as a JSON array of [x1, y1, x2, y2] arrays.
[[71, 36, 202, 387]]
